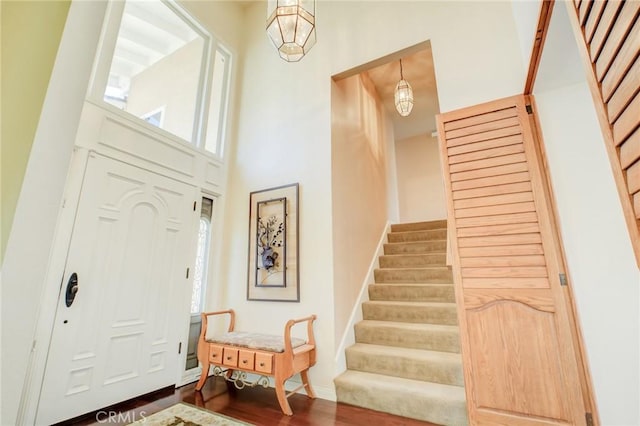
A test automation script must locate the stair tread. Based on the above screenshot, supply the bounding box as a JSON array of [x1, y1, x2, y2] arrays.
[[348, 343, 462, 362], [335, 370, 465, 397], [389, 228, 446, 235], [364, 300, 457, 307], [385, 240, 446, 245], [358, 319, 459, 331]]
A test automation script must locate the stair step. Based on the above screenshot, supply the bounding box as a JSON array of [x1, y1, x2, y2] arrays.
[[374, 267, 452, 283], [384, 241, 446, 255], [346, 343, 464, 386], [368, 284, 455, 302], [334, 370, 468, 425], [388, 229, 447, 243], [379, 253, 446, 268], [391, 220, 448, 233], [362, 301, 458, 325], [355, 320, 460, 353]]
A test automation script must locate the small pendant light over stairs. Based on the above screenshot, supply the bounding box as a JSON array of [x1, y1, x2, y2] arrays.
[[394, 59, 414, 116]]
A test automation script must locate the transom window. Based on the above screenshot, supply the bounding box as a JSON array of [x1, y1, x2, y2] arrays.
[[94, 0, 231, 157]]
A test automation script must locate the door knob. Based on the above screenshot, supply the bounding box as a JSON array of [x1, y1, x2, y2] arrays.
[[65, 273, 79, 307]]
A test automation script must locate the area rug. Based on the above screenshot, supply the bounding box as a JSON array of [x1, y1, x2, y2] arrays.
[[128, 403, 253, 425]]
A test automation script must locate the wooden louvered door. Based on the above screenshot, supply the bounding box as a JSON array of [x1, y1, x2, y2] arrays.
[[437, 95, 588, 425], [567, 0, 640, 265]]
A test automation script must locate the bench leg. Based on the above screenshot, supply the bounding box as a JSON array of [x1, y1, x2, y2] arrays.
[[195, 359, 210, 391], [300, 370, 316, 399], [275, 379, 293, 416]]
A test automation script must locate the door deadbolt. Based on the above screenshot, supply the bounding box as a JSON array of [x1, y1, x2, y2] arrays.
[[65, 273, 79, 307]]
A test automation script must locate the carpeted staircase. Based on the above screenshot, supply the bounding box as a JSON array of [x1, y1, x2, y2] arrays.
[[334, 220, 468, 425]]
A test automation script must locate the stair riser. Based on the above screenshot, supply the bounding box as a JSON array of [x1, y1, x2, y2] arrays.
[[374, 268, 453, 283], [391, 220, 447, 232], [363, 303, 458, 325], [388, 229, 447, 243], [379, 254, 446, 268], [368, 284, 455, 302], [355, 324, 460, 353], [346, 349, 464, 386], [384, 241, 446, 255], [334, 376, 468, 425]]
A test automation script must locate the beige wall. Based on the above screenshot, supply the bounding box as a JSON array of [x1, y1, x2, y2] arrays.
[[531, 3, 639, 424], [0, 0, 70, 261], [217, 0, 524, 397], [127, 39, 204, 143], [395, 134, 447, 223], [331, 73, 392, 347]]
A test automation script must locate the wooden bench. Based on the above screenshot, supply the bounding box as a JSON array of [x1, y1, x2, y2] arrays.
[[195, 309, 317, 415]]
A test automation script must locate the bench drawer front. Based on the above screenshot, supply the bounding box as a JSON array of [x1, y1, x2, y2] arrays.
[[209, 345, 224, 364], [223, 347, 238, 367], [255, 352, 273, 374], [238, 350, 255, 370]]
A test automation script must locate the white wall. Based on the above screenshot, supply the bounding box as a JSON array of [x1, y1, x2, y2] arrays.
[[217, 0, 525, 398], [533, 3, 640, 424], [395, 134, 447, 223], [510, 0, 541, 71], [331, 73, 393, 349], [1, 2, 109, 423]]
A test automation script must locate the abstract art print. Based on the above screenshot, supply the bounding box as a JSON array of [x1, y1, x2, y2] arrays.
[[247, 183, 299, 302]]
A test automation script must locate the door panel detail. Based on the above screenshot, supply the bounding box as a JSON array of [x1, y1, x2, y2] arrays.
[[437, 95, 587, 425], [37, 154, 195, 424]]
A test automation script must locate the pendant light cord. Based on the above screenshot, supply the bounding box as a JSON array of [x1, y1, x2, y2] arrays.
[[400, 58, 404, 80]]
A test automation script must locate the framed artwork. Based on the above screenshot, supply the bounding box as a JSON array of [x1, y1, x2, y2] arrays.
[[247, 183, 299, 302]]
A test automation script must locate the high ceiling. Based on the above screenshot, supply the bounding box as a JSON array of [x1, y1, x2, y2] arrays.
[[364, 45, 440, 141]]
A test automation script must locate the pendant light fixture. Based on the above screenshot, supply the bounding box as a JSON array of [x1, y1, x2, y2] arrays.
[[394, 59, 414, 116], [266, 0, 316, 62]]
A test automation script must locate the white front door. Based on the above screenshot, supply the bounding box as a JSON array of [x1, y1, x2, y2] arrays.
[[36, 153, 197, 424]]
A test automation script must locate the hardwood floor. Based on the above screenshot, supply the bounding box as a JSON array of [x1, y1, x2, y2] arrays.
[[56, 378, 439, 425]]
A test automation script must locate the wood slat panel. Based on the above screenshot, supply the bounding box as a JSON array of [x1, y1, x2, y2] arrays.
[[635, 192, 640, 219], [575, 0, 581, 10], [457, 233, 542, 248], [455, 212, 539, 228], [606, 55, 640, 119], [449, 153, 527, 174], [443, 108, 517, 131], [455, 201, 536, 219], [457, 222, 540, 238], [601, 18, 640, 102], [579, 0, 593, 26], [451, 162, 529, 183], [446, 126, 521, 148], [620, 127, 640, 169], [462, 277, 549, 289], [462, 266, 548, 278], [454, 191, 533, 210], [460, 255, 546, 268], [463, 288, 554, 311], [613, 91, 640, 146], [447, 134, 523, 156], [585, 1, 607, 43], [459, 244, 544, 258], [589, 0, 624, 61], [453, 181, 532, 200], [594, 1, 640, 81], [627, 159, 640, 195], [446, 117, 521, 140], [449, 143, 524, 165], [451, 171, 530, 191]]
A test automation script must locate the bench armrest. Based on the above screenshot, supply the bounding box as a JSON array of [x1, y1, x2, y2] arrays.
[[283, 314, 317, 354], [199, 309, 236, 344]]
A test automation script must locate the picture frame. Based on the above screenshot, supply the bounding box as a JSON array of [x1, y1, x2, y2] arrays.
[[247, 183, 299, 302]]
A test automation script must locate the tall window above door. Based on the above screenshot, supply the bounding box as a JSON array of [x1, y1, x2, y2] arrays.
[[92, 0, 232, 158]]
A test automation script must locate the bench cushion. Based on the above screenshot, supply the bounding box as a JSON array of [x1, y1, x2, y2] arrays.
[[206, 331, 306, 353]]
